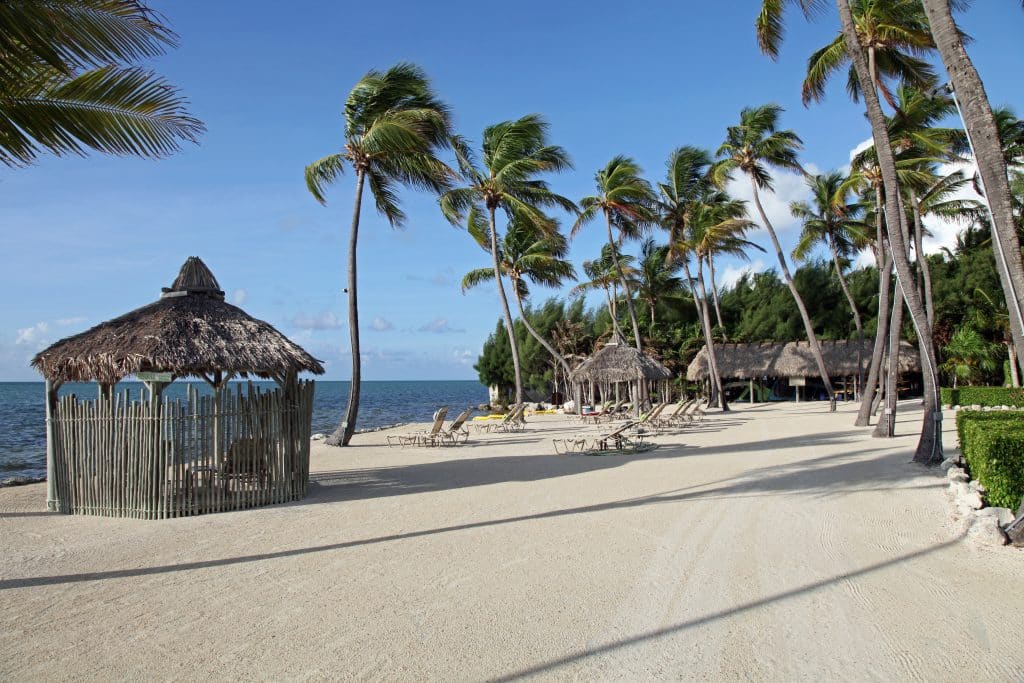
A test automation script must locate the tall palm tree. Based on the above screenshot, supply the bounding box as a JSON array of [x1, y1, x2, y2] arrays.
[[791, 171, 872, 357], [462, 214, 577, 378], [571, 243, 636, 340], [715, 104, 838, 409], [656, 146, 729, 409], [573, 156, 659, 351], [921, 0, 1024, 379], [305, 63, 456, 446], [701, 201, 764, 332], [635, 238, 686, 328], [440, 114, 574, 405], [0, 0, 203, 166]]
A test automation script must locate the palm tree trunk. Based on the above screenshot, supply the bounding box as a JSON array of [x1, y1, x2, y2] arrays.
[[602, 285, 625, 339], [489, 207, 524, 404], [605, 212, 643, 351], [921, 0, 1024, 383], [750, 178, 836, 410], [910, 191, 936, 328], [1007, 341, 1021, 387], [708, 255, 726, 334], [855, 214, 892, 426], [697, 258, 729, 411], [830, 238, 864, 379], [327, 170, 366, 447], [512, 284, 572, 379], [684, 260, 724, 408], [838, 0, 943, 463], [874, 281, 904, 438]]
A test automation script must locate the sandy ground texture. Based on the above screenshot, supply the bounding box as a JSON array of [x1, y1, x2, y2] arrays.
[[1, 400, 1022, 681]]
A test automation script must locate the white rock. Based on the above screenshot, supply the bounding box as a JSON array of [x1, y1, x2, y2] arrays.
[[969, 479, 987, 494], [975, 507, 1016, 526], [939, 457, 959, 471], [959, 489, 985, 510], [946, 467, 969, 482], [948, 480, 971, 498], [311, 433, 326, 441], [966, 515, 1009, 546], [971, 404, 982, 410]]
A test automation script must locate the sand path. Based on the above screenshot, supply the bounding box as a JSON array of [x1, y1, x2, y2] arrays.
[[1, 401, 1021, 680]]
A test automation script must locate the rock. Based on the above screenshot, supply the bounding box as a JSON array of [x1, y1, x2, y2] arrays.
[[948, 480, 971, 498], [969, 479, 987, 494], [975, 507, 1016, 526], [939, 457, 959, 471], [946, 467, 969, 482], [942, 404, 951, 410], [959, 489, 985, 511], [966, 515, 1009, 546], [971, 404, 981, 411], [311, 433, 326, 441], [477, 403, 491, 412]]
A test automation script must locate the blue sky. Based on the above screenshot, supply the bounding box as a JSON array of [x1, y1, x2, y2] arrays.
[[3, 1, 1022, 381]]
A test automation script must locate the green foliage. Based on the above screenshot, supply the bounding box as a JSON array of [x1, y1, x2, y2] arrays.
[[956, 411, 1024, 510], [942, 387, 1024, 408]]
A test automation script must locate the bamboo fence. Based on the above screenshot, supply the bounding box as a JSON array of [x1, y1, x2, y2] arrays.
[[48, 381, 315, 519]]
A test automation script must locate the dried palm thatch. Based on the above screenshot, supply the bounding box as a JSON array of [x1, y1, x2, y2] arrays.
[[686, 340, 920, 381], [33, 257, 325, 384], [570, 339, 673, 384]]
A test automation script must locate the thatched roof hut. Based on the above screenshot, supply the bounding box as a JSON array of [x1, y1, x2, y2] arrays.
[[33, 257, 324, 385], [686, 340, 920, 381], [569, 337, 673, 416]]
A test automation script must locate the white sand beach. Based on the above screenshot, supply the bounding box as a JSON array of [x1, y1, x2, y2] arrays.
[[1, 401, 1022, 680]]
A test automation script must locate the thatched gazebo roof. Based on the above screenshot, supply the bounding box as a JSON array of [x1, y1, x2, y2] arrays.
[[570, 338, 673, 384], [686, 339, 920, 381], [32, 257, 325, 384]]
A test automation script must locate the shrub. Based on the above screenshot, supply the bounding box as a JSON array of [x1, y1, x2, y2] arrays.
[[942, 386, 1024, 407], [956, 411, 1024, 510]]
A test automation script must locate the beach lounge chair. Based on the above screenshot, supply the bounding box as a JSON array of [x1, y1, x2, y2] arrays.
[[219, 437, 271, 489], [578, 401, 612, 424], [652, 399, 695, 429], [386, 407, 449, 447], [475, 404, 521, 433], [552, 420, 653, 455], [424, 407, 474, 446], [498, 403, 527, 432]]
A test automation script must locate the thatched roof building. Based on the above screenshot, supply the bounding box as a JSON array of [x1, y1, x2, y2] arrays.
[[33, 257, 324, 385], [686, 340, 920, 381], [570, 338, 673, 384]]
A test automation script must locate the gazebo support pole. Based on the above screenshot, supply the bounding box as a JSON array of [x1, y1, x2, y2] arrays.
[[45, 379, 61, 511], [750, 379, 754, 405]]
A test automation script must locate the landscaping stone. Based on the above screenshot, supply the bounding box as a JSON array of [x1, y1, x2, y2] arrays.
[[966, 515, 1009, 546], [975, 507, 1015, 526]]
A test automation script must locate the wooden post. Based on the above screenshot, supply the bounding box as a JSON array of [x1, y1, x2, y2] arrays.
[[749, 379, 754, 405], [45, 380, 60, 511]]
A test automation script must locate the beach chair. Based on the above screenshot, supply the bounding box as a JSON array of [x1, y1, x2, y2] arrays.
[[219, 437, 271, 489], [425, 407, 474, 446], [579, 401, 612, 424], [386, 407, 449, 447], [498, 403, 527, 432], [652, 399, 694, 429], [552, 420, 653, 455], [476, 404, 521, 433]]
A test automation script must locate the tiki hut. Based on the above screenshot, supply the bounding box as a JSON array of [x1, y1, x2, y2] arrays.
[[569, 336, 673, 416], [32, 257, 325, 519], [686, 340, 921, 400]]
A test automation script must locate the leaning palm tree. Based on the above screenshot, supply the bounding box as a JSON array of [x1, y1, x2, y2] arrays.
[[305, 63, 456, 446], [440, 114, 574, 405], [571, 243, 636, 340], [572, 156, 659, 351], [462, 213, 577, 378], [0, 0, 203, 167], [791, 171, 872, 355], [756, 0, 946, 461], [715, 104, 838, 409], [700, 198, 764, 332]]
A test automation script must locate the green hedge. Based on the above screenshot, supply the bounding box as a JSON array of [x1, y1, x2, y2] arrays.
[[942, 386, 1024, 407], [956, 411, 1024, 510]]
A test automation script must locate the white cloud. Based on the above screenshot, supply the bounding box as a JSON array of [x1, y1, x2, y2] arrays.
[[15, 322, 48, 346], [920, 158, 983, 256], [291, 311, 343, 330], [370, 316, 394, 332], [717, 259, 767, 289], [418, 317, 465, 334], [232, 288, 248, 305], [726, 167, 812, 235]]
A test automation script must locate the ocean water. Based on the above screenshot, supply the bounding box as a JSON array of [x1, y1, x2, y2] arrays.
[[0, 380, 488, 484]]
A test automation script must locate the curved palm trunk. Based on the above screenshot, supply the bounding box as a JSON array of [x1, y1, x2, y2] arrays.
[[327, 170, 366, 447], [697, 258, 729, 411], [604, 212, 643, 351], [830, 237, 864, 389], [874, 281, 904, 438], [708, 255, 726, 333], [685, 260, 726, 409], [910, 192, 936, 328], [838, 0, 942, 463], [750, 179, 836, 410], [512, 283, 572, 379], [921, 0, 1024, 383], [855, 213, 892, 426], [603, 285, 625, 338], [489, 207, 524, 404]]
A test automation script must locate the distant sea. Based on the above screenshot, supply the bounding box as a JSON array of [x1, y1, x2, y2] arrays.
[[0, 380, 488, 485]]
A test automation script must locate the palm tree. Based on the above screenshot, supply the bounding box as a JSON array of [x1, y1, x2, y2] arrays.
[[921, 0, 1024, 380], [700, 199, 764, 332], [571, 243, 636, 340], [757, 0, 945, 462], [801, 0, 937, 111], [635, 238, 686, 328], [715, 104, 838, 410], [941, 326, 998, 387], [440, 114, 574, 405], [305, 63, 456, 446], [573, 156, 659, 351], [791, 171, 872, 359], [655, 146, 729, 409], [462, 214, 577, 379], [0, 0, 203, 167]]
